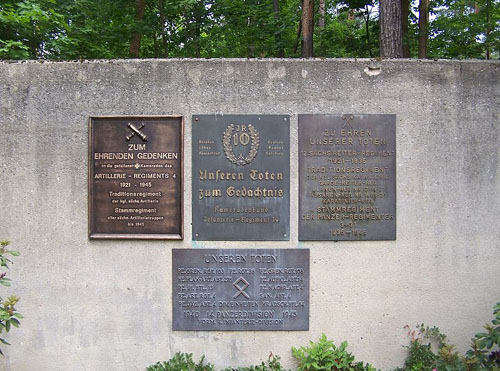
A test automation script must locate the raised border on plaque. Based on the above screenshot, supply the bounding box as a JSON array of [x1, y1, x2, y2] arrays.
[[192, 114, 290, 241], [89, 115, 183, 239], [172, 248, 309, 331], [298, 114, 396, 241]]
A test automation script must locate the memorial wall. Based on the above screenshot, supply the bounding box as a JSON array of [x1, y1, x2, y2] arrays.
[[0, 59, 499, 371]]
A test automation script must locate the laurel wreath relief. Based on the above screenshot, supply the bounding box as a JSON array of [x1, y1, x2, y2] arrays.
[[223, 124, 260, 166]]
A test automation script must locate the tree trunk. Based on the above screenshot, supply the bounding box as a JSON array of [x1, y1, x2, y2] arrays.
[[348, 9, 355, 20], [301, 0, 314, 57], [401, 0, 410, 57], [418, 0, 429, 58], [379, 0, 403, 58], [192, 18, 201, 58], [130, 0, 146, 58], [318, 0, 325, 29], [294, 0, 303, 54], [273, 0, 285, 57], [153, 33, 158, 58]]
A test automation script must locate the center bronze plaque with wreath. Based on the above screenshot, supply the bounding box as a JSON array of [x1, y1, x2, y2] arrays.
[[192, 115, 290, 240]]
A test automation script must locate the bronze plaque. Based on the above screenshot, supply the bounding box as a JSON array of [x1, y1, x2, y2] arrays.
[[172, 248, 309, 331], [299, 114, 396, 240], [89, 116, 183, 239], [192, 115, 290, 240]]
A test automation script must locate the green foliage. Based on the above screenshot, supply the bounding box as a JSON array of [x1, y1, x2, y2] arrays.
[[0, 0, 68, 59], [400, 324, 468, 371], [465, 301, 500, 370], [291, 333, 375, 371], [401, 338, 436, 371], [149, 344, 375, 371], [0, 40, 30, 59], [321, 0, 380, 58], [204, 0, 298, 58], [429, 0, 500, 59], [315, 9, 378, 58], [2, 0, 495, 59], [146, 352, 215, 371], [0, 240, 22, 356], [401, 302, 500, 371], [255, 354, 289, 371], [221, 353, 289, 371]]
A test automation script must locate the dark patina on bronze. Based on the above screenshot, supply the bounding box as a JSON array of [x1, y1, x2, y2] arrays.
[[89, 116, 183, 239], [299, 114, 396, 241], [192, 115, 290, 241], [172, 248, 309, 331]]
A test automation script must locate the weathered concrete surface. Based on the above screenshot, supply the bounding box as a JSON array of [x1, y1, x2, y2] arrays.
[[0, 59, 499, 370]]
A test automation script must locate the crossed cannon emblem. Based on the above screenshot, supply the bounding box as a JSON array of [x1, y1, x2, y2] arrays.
[[126, 122, 148, 141]]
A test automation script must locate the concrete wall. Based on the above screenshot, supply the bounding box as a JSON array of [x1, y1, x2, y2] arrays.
[[0, 59, 499, 370]]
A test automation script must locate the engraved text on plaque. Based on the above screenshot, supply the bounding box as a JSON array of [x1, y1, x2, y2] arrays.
[[192, 115, 290, 240], [299, 114, 396, 240], [89, 116, 183, 239], [172, 248, 309, 331]]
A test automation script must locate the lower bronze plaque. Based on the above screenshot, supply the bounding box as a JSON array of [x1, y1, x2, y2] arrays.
[[89, 116, 183, 239], [299, 114, 396, 240], [172, 248, 309, 331], [192, 115, 290, 240]]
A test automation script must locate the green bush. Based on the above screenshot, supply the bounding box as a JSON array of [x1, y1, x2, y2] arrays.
[[400, 301, 500, 371], [291, 333, 375, 371], [221, 353, 289, 371], [0, 240, 22, 356], [401, 339, 436, 371], [146, 352, 215, 371], [466, 301, 500, 370], [148, 341, 374, 371], [145, 306, 500, 371], [399, 324, 468, 371]]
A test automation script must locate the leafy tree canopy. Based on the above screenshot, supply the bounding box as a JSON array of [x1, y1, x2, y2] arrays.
[[0, 0, 498, 60]]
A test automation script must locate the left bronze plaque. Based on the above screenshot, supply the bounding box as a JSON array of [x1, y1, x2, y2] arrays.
[[89, 116, 183, 239]]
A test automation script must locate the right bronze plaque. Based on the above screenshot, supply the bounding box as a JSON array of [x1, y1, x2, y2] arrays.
[[299, 114, 396, 241]]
